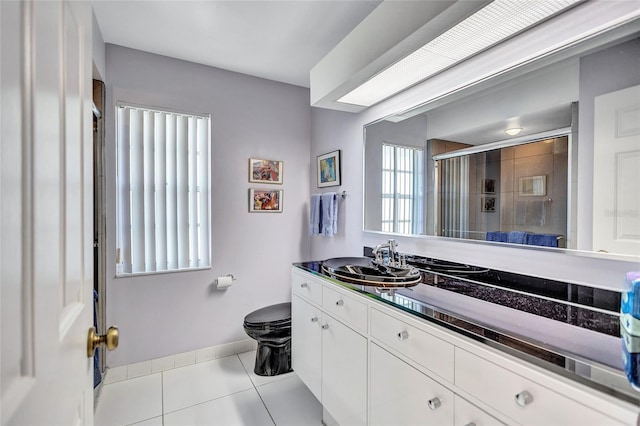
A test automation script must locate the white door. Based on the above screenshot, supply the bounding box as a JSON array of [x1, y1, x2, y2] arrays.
[[593, 84, 640, 256], [1, 1, 95, 424]]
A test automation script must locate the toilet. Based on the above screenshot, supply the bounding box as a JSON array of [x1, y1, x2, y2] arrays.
[[243, 302, 292, 376]]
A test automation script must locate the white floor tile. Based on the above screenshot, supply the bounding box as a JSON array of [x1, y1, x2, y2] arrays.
[[95, 373, 162, 426], [163, 388, 274, 426], [238, 350, 294, 387], [163, 355, 254, 413], [257, 375, 322, 426]]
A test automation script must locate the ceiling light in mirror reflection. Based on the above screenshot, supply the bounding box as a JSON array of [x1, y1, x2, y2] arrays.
[[505, 127, 523, 136]]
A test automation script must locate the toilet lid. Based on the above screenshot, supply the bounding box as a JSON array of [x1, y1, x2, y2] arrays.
[[244, 302, 291, 326]]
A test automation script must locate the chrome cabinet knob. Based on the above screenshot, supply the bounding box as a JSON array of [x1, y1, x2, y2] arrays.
[[300, 283, 308, 288], [311, 317, 318, 323], [397, 331, 409, 341], [321, 324, 329, 330], [427, 397, 441, 410], [515, 391, 533, 406], [335, 299, 344, 306]]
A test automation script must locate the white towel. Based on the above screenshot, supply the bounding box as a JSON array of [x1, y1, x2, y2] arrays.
[[309, 194, 321, 235], [321, 192, 338, 236]]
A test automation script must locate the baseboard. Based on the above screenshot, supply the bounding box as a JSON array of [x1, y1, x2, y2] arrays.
[[102, 338, 258, 385]]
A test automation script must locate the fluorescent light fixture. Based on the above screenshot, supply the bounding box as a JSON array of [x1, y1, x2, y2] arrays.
[[504, 127, 523, 136], [338, 0, 581, 107]]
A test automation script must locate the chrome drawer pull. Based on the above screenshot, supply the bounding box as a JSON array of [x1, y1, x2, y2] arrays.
[[311, 317, 318, 323], [397, 331, 409, 341], [427, 397, 441, 410], [300, 283, 308, 288], [515, 391, 533, 406], [321, 324, 330, 330], [335, 299, 344, 306]]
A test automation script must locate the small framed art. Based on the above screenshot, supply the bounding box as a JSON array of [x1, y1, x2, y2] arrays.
[[249, 158, 283, 184], [482, 196, 496, 212], [519, 175, 546, 196], [483, 179, 496, 194], [249, 189, 283, 213], [317, 150, 341, 188]]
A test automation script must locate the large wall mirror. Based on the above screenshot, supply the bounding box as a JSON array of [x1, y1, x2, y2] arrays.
[[364, 27, 640, 258]]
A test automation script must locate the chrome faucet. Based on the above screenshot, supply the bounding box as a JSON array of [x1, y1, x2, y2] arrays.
[[372, 239, 405, 267]]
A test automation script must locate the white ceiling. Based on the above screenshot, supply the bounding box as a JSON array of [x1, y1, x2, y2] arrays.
[[92, 0, 382, 88]]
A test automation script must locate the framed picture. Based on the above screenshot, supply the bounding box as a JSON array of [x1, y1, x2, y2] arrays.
[[483, 179, 496, 194], [317, 150, 341, 188], [249, 158, 283, 184], [482, 196, 496, 212], [519, 175, 546, 196], [249, 189, 283, 213]]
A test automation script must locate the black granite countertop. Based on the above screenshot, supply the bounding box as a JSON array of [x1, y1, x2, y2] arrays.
[[293, 256, 640, 406]]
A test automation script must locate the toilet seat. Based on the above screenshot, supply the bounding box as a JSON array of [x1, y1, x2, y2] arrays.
[[243, 302, 291, 327]]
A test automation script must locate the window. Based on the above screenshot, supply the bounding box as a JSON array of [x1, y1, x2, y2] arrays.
[[381, 143, 424, 234], [116, 104, 211, 275]]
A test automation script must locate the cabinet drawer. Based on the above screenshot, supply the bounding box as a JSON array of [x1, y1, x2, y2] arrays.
[[454, 395, 504, 426], [370, 343, 454, 426], [370, 307, 454, 383], [291, 270, 323, 306], [322, 285, 368, 333], [455, 348, 622, 425]]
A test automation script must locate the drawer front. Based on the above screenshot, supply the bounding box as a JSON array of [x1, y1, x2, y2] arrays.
[[322, 285, 368, 333], [370, 343, 454, 426], [455, 348, 622, 426], [454, 395, 505, 426], [370, 307, 454, 383], [291, 270, 323, 306]]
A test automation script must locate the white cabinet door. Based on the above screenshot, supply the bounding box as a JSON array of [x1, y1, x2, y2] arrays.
[[292, 294, 322, 401], [1, 1, 95, 424], [322, 314, 368, 426], [370, 343, 454, 426]]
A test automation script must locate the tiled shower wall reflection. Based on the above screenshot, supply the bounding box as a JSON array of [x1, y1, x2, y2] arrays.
[[466, 137, 568, 243]]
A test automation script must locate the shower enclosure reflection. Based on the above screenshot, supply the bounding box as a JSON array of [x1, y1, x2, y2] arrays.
[[435, 136, 568, 247]]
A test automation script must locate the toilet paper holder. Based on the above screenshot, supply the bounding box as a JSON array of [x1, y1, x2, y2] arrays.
[[215, 274, 236, 290]]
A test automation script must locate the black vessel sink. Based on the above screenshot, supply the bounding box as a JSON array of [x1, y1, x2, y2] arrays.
[[321, 257, 422, 287], [404, 256, 489, 275]]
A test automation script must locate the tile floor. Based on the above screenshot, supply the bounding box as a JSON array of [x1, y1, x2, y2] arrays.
[[95, 350, 322, 426]]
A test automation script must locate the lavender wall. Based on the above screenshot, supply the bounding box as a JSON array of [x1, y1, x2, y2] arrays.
[[105, 45, 311, 366]]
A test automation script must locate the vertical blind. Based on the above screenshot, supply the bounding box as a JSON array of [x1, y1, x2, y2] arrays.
[[439, 156, 469, 238], [381, 143, 424, 235], [116, 104, 211, 275]]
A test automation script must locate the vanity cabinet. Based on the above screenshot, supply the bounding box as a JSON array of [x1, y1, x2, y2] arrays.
[[291, 267, 639, 426], [291, 269, 368, 425]]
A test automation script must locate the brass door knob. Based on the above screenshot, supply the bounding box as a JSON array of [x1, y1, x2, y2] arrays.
[[87, 326, 119, 357]]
